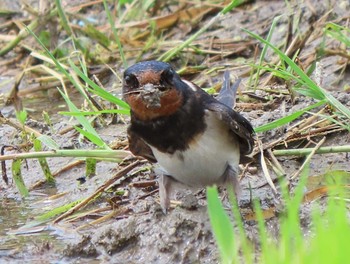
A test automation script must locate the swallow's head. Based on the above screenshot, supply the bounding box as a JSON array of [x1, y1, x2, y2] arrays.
[[123, 61, 183, 120]]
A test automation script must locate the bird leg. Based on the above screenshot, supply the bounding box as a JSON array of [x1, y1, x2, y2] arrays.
[[158, 174, 175, 214], [222, 165, 241, 200]]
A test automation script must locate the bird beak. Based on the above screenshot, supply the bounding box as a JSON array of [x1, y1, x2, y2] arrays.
[[143, 83, 156, 93], [140, 83, 162, 109]]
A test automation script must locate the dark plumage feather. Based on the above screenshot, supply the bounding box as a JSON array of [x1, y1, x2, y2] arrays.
[[216, 70, 240, 108]]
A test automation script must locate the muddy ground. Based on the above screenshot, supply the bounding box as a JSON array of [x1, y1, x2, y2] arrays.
[[0, 0, 350, 263]]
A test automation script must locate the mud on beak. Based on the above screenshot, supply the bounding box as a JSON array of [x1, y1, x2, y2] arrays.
[[140, 83, 162, 109]]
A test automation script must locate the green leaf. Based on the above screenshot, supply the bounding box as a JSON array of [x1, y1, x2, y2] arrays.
[[16, 110, 27, 125]]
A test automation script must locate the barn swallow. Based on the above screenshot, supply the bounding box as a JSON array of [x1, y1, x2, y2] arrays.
[[123, 61, 254, 213]]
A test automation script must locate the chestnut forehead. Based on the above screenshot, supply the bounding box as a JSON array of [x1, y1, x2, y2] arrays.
[[136, 70, 163, 85], [124, 61, 172, 85]]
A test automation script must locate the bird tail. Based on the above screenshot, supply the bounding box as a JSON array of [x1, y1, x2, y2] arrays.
[[217, 70, 241, 108]]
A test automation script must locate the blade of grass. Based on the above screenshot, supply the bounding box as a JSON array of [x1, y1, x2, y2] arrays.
[[55, 0, 72, 36], [25, 26, 80, 97], [253, 199, 270, 264], [74, 126, 107, 148], [35, 199, 83, 222], [37, 135, 60, 150], [324, 22, 350, 47], [207, 186, 236, 264], [0, 149, 130, 161], [228, 189, 254, 264], [33, 139, 55, 184], [68, 60, 130, 110], [252, 15, 282, 90], [244, 29, 350, 120], [12, 159, 29, 197], [55, 0, 86, 53], [57, 88, 109, 149], [59, 109, 130, 116], [273, 145, 350, 156], [25, 25, 113, 113], [254, 100, 326, 133], [251, 63, 325, 99], [86, 158, 97, 178], [103, 0, 127, 68]]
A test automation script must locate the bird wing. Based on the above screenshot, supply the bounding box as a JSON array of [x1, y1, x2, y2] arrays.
[[205, 101, 255, 155], [127, 127, 157, 163]]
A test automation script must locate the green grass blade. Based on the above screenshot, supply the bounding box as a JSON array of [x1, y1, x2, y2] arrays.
[[207, 186, 236, 264], [86, 158, 97, 178], [252, 15, 282, 90], [0, 149, 130, 161], [25, 25, 101, 110], [74, 126, 107, 148], [324, 22, 350, 47], [59, 109, 130, 116], [12, 159, 29, 197], [222, 0, 246, 14], [33, 139, 55, 184], [69, 60, 130, 110], [35, 199, 83, 222], [244, 29, 350, 120], [253, 199, 270, 264], [37, 135, 60, 150], [103, 0, 127, 68], [25, 24, 65, 75], [57, 88, 109, 149], [55, 0, 72, 36], [254, 100, 326, 133], [228, 190, 254, 264], [251, 64, 325, 100]]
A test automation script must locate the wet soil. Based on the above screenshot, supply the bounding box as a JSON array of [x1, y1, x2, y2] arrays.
[[1, 0, 350, 263]]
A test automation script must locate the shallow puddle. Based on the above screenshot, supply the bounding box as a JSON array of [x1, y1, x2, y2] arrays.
[[0, 197, 63, 261]]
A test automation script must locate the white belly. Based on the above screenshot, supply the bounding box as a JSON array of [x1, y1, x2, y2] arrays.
[[150, 111, 240, 187]]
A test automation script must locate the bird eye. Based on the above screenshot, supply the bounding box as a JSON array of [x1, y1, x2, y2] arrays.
[[158, 85, 168, 92], [124, 74, 139, 88], [160, 68, 175, 86]]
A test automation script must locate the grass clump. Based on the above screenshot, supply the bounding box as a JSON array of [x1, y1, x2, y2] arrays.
[[207, 169, 350, 264]]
